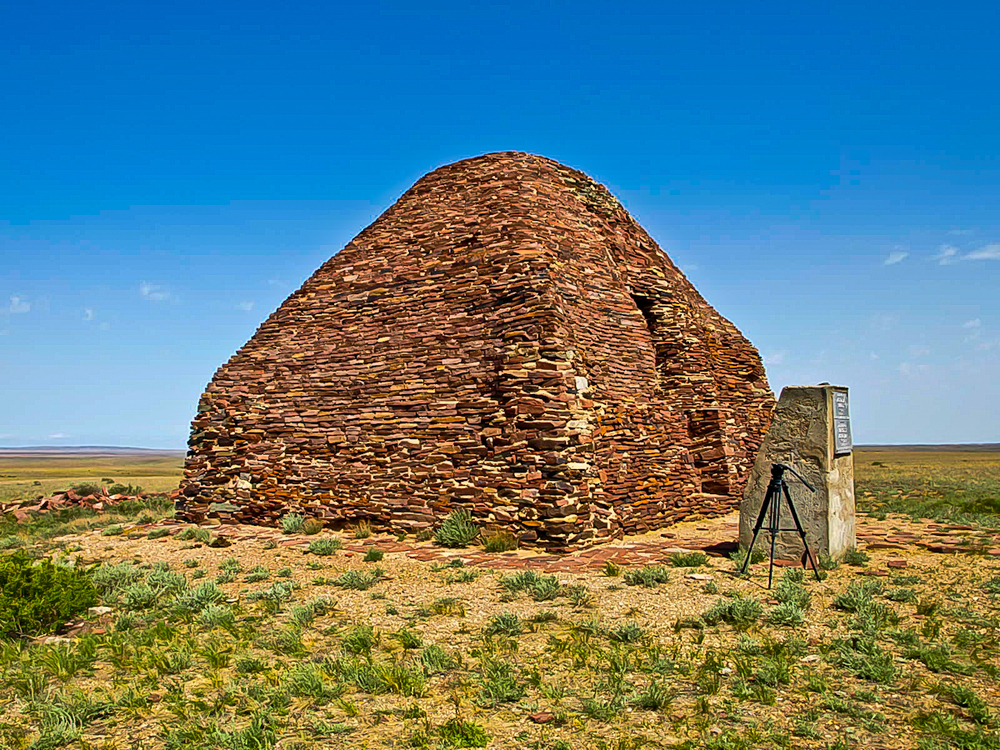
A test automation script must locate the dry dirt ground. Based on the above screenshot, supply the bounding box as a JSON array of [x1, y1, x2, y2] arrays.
[[2, 506, 999, 750]]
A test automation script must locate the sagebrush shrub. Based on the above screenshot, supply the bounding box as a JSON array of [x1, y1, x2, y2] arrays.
[[122, 583, 158, 611], [421, 644, 459, 674], [609, 621, 645, 643], [434, 509, 479, 548], [333, 568, 383, 591], [831, 636, 896, 683], [92, 561, 144, 598], [842, 548, 870, 566], [482, 531, 518, 553], [199, 604, 236, 629], [148, 569, 187, 596], [484, 612, 523, 637], [623, 566, 670, 587], [669, 551, 708, 568], [0, 552, 97, 637], [280, 514, 305, 534], [702, 596, 763, 630], [766, 601, 806, 626], [171, 582, 225, 615], [775, 579, 811, 610], [108, 483, 143, 496], [308, 538, 342, 556]]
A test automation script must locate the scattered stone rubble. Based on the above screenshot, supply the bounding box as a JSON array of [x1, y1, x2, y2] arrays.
[[179, 152, 776, 549], [2, 487, 176, 523]]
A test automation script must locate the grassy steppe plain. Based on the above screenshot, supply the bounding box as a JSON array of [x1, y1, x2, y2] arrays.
[[0, 451, 184, 504], [0, 446, 997, 750]]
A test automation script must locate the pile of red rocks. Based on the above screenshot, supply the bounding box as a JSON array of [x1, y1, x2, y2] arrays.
[[180, 152, 775, 550], [2, 487, 177, 523]]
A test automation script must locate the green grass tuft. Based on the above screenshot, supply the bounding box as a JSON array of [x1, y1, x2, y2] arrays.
[[434, 509, 479, 548]]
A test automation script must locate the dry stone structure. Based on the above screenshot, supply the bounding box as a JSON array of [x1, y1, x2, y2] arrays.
[[179, 152, 775, 550]]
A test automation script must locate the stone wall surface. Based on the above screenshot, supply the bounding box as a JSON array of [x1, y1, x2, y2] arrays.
[[179, 152, 775, 549]]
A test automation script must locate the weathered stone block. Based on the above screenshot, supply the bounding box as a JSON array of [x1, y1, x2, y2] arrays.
[[740, 385, 856, 560]]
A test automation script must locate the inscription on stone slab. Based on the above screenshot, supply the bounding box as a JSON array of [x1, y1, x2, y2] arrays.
[[833, 389, 852, 456]]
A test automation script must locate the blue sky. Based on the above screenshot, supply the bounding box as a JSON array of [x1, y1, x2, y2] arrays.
[[2, 0, 998, 448]]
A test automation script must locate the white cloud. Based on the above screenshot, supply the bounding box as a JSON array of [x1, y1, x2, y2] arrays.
[[909, 345, 931, 357], [7, 295, 30, 314], [898, 362, 912, 376], [963, 244, 1000, 261], [978, 341, 997, 351], [139, 281, 171, 301], [948, 228, 976, 236], [869, 352, 880, 360], [0, 433, 13, 439], [933, 245, 958, 265], [266, 278, 286, 287], [83, 308, 95, 321], [236, 301, 255, 312], [883, 251, 909, 266], [764, 351, 786, 366], [962, 319, 981, 329], [48, 433, 68, 439]]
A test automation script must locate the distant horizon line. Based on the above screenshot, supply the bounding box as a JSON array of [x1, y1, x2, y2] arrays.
[[1, 442, 999, 454]]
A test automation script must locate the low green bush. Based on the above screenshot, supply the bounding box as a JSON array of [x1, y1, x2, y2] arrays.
[[702, 596, 763, 630], [333, 568, 383, 591], [669, 551, 709, 567], [0, 535, 25, 550], [484, 612, 523, 637], [0, 552, 98, 637], [766, 601, 806, 626], [280, 514, 305, 534], [108, 483, 143, 496], [413, 718, 490, 748], [482, 531, 518, 553], [842, 548, 870, 566], [435, 508, 479, 548], [308, 538, 342, 556], [623, 565, 670, 587]]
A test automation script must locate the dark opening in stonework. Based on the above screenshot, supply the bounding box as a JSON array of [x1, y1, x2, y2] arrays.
[[631, 293, 663, 369]]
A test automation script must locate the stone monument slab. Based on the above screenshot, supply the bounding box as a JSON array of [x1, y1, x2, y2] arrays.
[[740, 384, 856, 560]]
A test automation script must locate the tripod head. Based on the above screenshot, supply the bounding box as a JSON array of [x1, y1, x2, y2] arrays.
[[771, 463, 816, 492]]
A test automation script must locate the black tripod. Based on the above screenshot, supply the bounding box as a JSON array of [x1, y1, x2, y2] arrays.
[[740, 463, 821, 588]]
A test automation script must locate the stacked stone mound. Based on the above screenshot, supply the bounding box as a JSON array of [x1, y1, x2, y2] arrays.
[[179, 152, 775, 550]]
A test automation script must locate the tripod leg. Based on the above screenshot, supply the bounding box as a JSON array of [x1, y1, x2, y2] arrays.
[[782, 484, 821, 581], [740, 483, 774, 575], [768, 487, 779, 589]]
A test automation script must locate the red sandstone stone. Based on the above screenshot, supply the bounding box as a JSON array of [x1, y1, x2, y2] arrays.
[[179, 152, 774, 548]]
